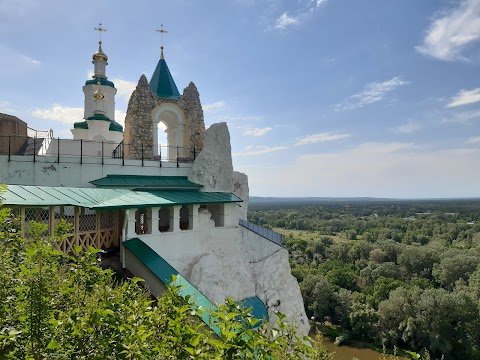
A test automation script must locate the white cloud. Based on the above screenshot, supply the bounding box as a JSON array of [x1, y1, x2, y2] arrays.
[[242, 127, 272, 136], [115, 110, 126, 126], [0, 45, 41, 73], [0, 0, 37, 16], [447, 88, 480, 107], [417, 0, 480, 61], [0, 101, 17, 114], [274, 12, 299, 30], [31, 105, 127, 128], [112, 78, 136, 102], [390, 121, 423, 134], [233, 145, 288, 157], [335, 77, 409, 111], [295, 132, 351, 146], [442, 109, 480, 124], [467, 136, 480, 143], [269, 0, 327, 30], [237, 142, 480, 198], [32, 105, 83, 124], [203, 101, 225, 113]]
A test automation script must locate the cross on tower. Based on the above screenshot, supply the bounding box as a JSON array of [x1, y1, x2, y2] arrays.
[[94, 22, 107, 42], [155, 24, 168, 50]]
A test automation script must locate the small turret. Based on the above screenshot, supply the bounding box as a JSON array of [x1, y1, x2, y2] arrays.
[[92, 41, 108, 78]]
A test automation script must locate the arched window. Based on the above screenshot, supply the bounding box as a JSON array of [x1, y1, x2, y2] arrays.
[[152, 105, 186, 161], [135, 208, 151, 235]]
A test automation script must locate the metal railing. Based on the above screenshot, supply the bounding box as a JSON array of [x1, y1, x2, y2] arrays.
[[239, 219, 284, 245], [0, 135, 202, 167]]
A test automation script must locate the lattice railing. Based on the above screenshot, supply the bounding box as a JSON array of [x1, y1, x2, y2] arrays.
[[59, 229, 118, 254], [14, 205, 119, 253]]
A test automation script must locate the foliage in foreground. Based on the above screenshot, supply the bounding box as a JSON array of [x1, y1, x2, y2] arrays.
[[0, 208, 331, 360]]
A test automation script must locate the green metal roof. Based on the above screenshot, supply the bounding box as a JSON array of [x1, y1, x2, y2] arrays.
[[82, 114, 124, 132], [90, 175, 203, 189], [85, 76, 115, 88], [1, 185, 241, 209], [73, 121, 88, 129], [149, 57, 181, 99], [109, 121, 123, 132], [94, 190, 241, 209]]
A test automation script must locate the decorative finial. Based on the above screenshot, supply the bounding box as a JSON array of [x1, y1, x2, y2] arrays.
[[155, 24, 168, 59], [93, 79, 105, 100], [93, 23, 108, 62], [94, 22, 107, 42]]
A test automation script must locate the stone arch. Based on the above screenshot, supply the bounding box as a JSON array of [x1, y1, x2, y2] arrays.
[[151, 104, 187, 160]]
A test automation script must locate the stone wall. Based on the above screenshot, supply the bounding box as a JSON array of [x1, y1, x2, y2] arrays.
[[123, 75, 157, 159], [178, 82, 206, 157], [123, 76, 206, 160]]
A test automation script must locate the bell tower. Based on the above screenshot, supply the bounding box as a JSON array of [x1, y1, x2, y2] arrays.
[[71, 24, 123, 143], [123, 26, 205, 161]]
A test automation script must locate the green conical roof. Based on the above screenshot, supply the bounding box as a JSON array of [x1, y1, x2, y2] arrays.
[[149, 49, 181, 99]]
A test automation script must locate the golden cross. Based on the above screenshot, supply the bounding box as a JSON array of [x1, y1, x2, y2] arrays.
[[155, 24, 168, 48], [94, 22, 107, 42]]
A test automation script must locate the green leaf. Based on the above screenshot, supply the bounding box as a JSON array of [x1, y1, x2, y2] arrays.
[[47, 341, 61, 349]]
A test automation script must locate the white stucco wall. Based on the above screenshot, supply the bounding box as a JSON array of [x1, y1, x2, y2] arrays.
[[83, 84, 117, 121], [0, 155, 190, 187], [122, 206, 310, 337], [238, 226, 283, 263]]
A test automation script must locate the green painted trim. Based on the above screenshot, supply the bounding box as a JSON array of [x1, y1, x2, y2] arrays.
[[86, 113, 111, 121], [85, 76, 115, 88], [109, 121, 123, 132], [73, 121, 88, 129]]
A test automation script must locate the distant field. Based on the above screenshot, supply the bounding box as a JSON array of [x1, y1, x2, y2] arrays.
[[273, 228, 349, 242]]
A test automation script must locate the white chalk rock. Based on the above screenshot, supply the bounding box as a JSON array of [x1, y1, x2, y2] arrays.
[[233, 171, 249, 220], [252, 249, 310, 337], [188, 122, 233, 192]]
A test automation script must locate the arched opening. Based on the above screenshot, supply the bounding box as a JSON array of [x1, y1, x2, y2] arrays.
[[151, 105, 186, 161], [156, 122, 167, 159]]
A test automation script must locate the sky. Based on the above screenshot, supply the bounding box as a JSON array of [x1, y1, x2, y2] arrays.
[[0, 0, 480, 198]]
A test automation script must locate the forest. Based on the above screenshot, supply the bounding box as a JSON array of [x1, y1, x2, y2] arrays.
[[248, 199, 480, 360]]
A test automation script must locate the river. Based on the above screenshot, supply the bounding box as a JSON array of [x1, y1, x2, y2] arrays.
[[321, 338, 406, 360]]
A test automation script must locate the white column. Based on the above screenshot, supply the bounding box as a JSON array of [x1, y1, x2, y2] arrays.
[[191, 205, 200, 230], [176, 124, 185, 156], [151, 207, 161, 235], [172, 205, 181, 232], [126, 208, 137, 238]]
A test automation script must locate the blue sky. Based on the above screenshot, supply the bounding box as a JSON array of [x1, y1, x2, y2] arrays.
[[0, 0, 480, 198]]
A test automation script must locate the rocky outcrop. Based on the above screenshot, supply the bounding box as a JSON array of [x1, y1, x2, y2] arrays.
[[252, 249, 310, 337], [123, 75, 157, 159], [233, 171, 249, 220], [188, 122, 233, 192], [178, 82, 205, 154]]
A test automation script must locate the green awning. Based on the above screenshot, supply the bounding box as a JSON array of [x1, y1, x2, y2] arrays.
[[1, 185, 241, 209], [90, 175, 202, 190]]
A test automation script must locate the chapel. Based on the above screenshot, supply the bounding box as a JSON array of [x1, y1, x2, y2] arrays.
[[0, 28, 309, 336]]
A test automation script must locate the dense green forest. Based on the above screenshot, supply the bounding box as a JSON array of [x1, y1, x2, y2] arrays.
[[249, 200, 480, 360]]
